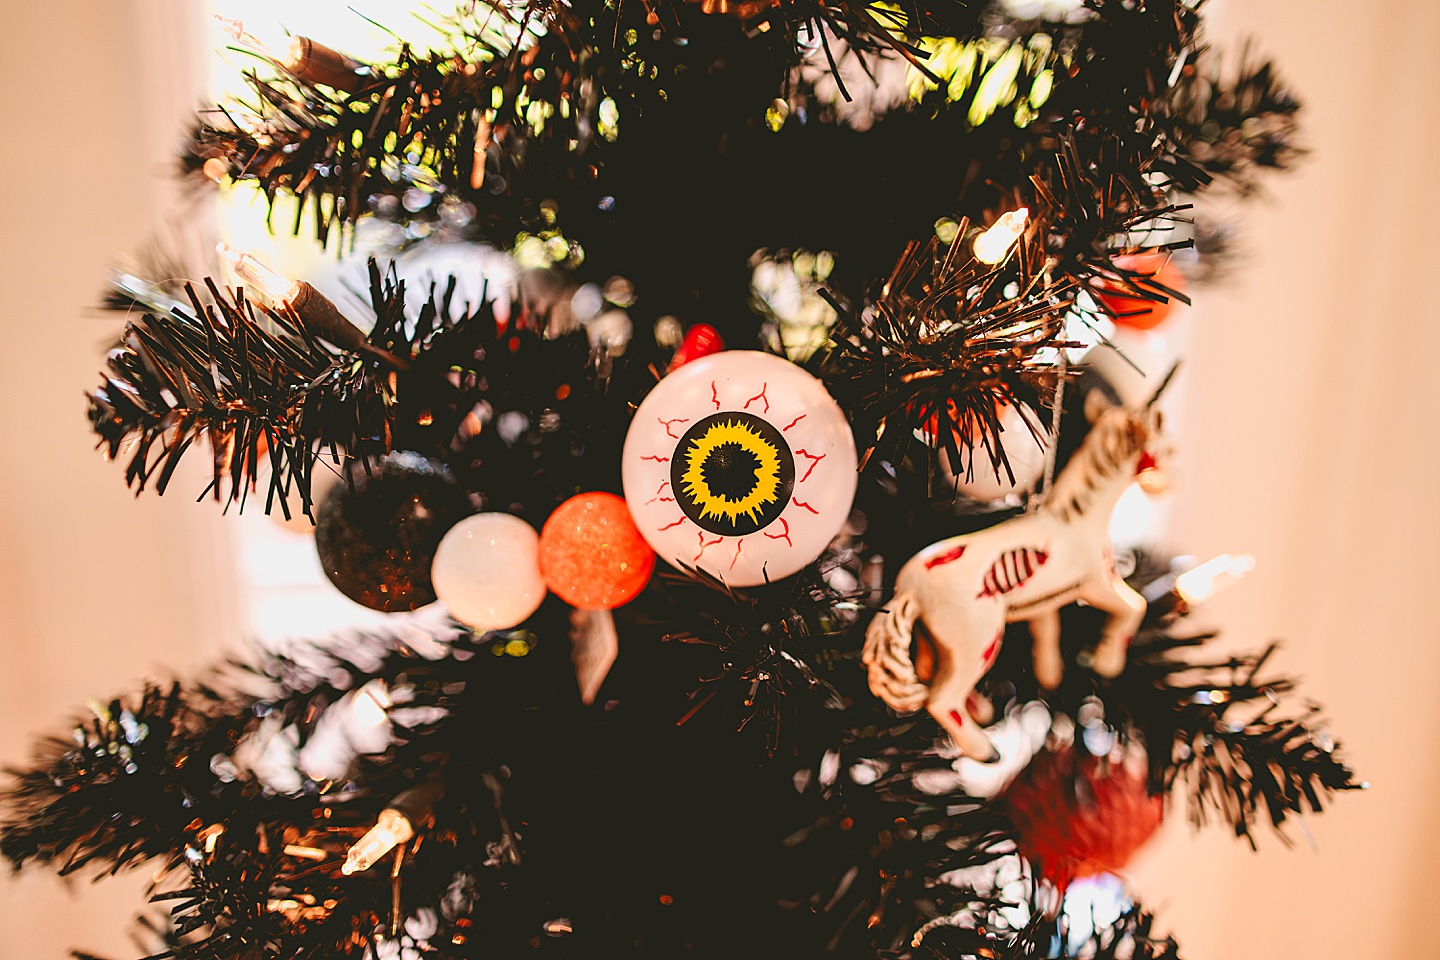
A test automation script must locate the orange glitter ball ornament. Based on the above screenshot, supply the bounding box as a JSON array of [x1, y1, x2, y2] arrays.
[[539, 492, 656, 609]]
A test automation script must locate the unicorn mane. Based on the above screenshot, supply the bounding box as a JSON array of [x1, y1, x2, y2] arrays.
[[1045, 409, 1149, 523]]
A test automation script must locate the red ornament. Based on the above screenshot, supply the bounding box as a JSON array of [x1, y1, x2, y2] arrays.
[[539, 492, 655, 609], [667, 323, 724, 371], [1001, 745, 1163, 890], [1094, 253, 1187, 330]]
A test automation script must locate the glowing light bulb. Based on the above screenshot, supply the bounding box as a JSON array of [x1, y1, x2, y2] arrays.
[[216, 16, 367, 92], [341, 808, 414, 875], [201, 157, 230, 183], [198, 823, 225, 854], [1174, 553, 1256, 605], [214, 252, 411, 367], [351, 680, 392, 729], [213, 16, 280, 60], [286, 37, 311, 68], [973, 207, 1030, 265], [216, 243, 299, 303]]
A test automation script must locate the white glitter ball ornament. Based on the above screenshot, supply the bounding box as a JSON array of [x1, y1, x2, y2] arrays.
[[431, 513, 546, 630]]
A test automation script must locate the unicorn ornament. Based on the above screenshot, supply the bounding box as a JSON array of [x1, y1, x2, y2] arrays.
[[862, 372, 1177, 760]]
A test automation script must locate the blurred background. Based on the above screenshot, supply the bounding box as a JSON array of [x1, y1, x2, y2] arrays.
[[0, 1, 1435, 956]]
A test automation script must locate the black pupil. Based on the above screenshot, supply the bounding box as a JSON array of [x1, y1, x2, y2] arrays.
[[701, 443, 761, 500]]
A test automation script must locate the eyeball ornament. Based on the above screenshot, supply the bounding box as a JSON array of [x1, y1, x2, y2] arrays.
[[622, 350, 857, 586]]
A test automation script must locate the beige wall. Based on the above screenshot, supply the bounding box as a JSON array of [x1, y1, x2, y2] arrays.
[[1126, 1, 1440, 957], [0, 3, 239, 956], [0, 1, 1436, 957]]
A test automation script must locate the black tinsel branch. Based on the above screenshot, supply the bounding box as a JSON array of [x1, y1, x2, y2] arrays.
[[193, 0, 597, 246], [1, 613, 521, 960], [780, 780, 1019, 956], [190, 0, 991, 246], [130, 760, 518, 960], [0, 610, 473, 881], [1028, 129, 1195, 302], [771, 689, 1021, 955], [778, 702, 1185, 958], [893, 0, 1197, 131], [0, 682, 260, 875], [819, 219, 1075, 486], [139, 821, 390, 960], [915, 902, 1180, 960], [183, 0, 1211, 258], [739, 0, 988, 85], [1160, 46, 1305, 197], [90, 257, 620, 520], [105, 225, 213, 316], [89, 277, 387, 517], [240, 614, 473, 771], [783, 0, 1297, 286], [642, 561, 854, 751], [1130, 632, 1359, 844], [133, 769, 531, 960], [250, 606, 469, 702], [984, 600, 1360, 845]]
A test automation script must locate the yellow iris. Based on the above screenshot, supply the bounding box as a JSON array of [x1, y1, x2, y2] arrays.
[[679, 419, 783, 526]]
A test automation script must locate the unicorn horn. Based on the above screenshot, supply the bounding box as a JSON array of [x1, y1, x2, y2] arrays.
[[1144, 361, 1182, 410]]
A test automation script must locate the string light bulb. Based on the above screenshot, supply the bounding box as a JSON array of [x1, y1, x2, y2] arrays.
[[973, 207, 1030, 265], [341, 782, 443, 876], [351, 679, 393, 729], [201, 157, 231, 183], [214, 16, 277, 59], [1174, 553, 1256, 605], [213, 16, 366, 92], [216, 243, 299, 303], [214, 244, 410, 369], [1135, 451, 1168, 495], [341, 808, 415, 875], [284, 37, 368, 92]]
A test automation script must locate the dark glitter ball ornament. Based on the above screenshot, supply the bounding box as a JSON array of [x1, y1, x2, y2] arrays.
[[314, 452, 474, 612]]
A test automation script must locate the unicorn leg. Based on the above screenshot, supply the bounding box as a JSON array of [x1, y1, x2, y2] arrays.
[[1027, 608, 1063, 689], [925, 607, 1006, 761], [928, 687, 999, 761], [1081, 574, 1146, 678], [966, 690, 996, 726]]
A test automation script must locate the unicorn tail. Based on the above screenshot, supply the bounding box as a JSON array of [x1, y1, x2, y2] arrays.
[[862, 591, 929, 713]]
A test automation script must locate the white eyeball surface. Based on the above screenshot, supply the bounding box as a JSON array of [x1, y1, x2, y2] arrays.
[[622, 350, 857, 586]]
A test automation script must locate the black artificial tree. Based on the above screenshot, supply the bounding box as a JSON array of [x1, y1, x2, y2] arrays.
[[2, 2, 1353, 958]]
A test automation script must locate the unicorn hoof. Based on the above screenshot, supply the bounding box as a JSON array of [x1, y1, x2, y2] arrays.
[[1090, 645, 1127, 679]]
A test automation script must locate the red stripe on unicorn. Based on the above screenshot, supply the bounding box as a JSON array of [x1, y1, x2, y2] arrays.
[[978, 546, 1048, 598]]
